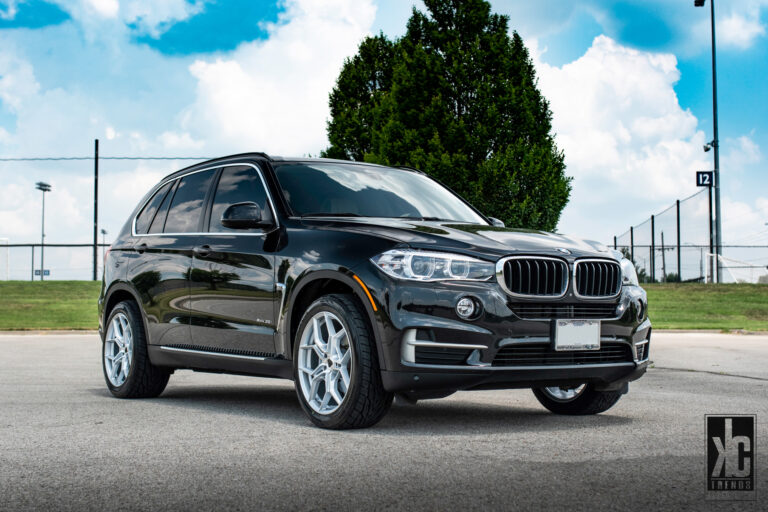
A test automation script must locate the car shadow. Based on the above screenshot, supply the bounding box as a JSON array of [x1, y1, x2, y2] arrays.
[[90, 383, 634, 434]]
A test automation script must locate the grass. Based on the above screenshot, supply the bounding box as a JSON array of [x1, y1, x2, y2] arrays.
[[0, 281, 101, 330], [0, 281, 766, 331], [644, 283, 768, 331]]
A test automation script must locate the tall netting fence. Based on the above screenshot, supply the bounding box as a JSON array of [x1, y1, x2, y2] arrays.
[[614, 189, 768, 283]]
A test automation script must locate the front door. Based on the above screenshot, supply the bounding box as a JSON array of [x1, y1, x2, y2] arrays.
[[189, 164, 277, 355]]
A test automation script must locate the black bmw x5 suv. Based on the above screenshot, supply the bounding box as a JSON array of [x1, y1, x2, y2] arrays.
[[99, 153, 650, 429]]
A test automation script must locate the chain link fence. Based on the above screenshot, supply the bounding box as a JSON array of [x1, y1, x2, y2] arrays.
[[614, 189, 768, 283]]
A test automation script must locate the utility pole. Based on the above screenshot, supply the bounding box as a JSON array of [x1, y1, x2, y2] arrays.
[[35, 182, 51, 281], [695, 0, 722, 282], [93, 139, 99, 281]]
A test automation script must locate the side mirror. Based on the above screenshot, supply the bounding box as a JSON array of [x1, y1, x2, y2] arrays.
[[221, 202, 270, 229], [488, 217, 505, 228]]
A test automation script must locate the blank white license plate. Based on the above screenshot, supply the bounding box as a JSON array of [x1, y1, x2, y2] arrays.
[[555, 320, 600, 351]]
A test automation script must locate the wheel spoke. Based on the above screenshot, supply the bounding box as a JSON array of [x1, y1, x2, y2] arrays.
[[339, 366, 350, 392], [329, 372, 344, 405]]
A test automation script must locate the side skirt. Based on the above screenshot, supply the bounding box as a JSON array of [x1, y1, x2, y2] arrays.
[[148, 345, 293, 380]]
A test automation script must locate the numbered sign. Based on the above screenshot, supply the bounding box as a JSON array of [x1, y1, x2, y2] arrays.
[[696, 171, 714, 187]]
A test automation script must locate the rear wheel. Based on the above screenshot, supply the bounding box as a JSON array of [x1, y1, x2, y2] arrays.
[[103, 300, 170, 398], [532, 384, 622, 415], [293, 294, 393, 429]]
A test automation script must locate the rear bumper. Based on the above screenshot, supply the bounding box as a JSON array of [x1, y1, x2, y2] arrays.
[[381, 359, 648, 393]]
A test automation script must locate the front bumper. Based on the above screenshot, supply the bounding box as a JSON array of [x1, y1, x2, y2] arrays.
[[360, 270, 651, 394]]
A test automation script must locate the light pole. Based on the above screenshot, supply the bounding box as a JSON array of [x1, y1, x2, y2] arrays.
[[695, 0, 722, 283], [35, 182, 51, 281]]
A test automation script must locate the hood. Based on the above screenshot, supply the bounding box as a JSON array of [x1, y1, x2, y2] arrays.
[[301, 218, 618, 262]]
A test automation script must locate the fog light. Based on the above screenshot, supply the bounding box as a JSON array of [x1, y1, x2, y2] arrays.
[[456, 297, 477, 319]]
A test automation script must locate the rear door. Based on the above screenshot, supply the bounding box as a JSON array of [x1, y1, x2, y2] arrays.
[[188, 163, 277, 355], [129, 168, 216, 346]]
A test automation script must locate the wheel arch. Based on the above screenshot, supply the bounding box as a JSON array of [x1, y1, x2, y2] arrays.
[[282, 270, 386, 367], [102, 282, 149, 343]]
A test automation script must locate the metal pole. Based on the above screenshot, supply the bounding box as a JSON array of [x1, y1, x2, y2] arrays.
[[708, 186, 714, 282], [93, 139, 99, 281], [613, 236, 617, 250], [651, 215, 656, 282], [30, 246, 34, 282], [40, 190, 45, 281], [710, 0, 722, 282], [630, 226, 634, 262], [676, 199, 681, 279], [661, 231, 667, 282]]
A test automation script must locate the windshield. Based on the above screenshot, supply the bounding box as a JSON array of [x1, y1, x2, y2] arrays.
[[273, 162, 487, 224]]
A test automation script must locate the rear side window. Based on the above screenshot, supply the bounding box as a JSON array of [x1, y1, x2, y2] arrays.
[[149, 180, 177, 234], [209, 165, 272, 233], [134, 182, 172, 235], [164, 170, 215, 233]]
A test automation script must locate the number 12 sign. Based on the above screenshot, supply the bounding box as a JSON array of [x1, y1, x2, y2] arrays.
[[696, 171, 714, 187]]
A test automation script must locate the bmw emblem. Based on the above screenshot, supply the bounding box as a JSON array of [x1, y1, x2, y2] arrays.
[[556, 248, 571, 255]]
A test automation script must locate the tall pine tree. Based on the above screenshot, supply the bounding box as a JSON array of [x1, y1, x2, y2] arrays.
[[323, 0, 571, 231]]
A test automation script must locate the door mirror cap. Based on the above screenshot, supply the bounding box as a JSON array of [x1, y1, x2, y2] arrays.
[[488, 217, 505, 228], [221, 202, 270, 229]]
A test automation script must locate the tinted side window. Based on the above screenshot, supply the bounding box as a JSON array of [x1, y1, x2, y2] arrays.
[[164, 170, 215, 233], [209, 165, 272, 233], [149, 180, 178, 234], [135, 182, 172, 234]]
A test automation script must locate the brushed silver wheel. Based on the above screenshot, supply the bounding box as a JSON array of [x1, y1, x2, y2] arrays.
[[542, 384, 586, 402], [297, 311, 352, 415], [104, 312, 133, 387]]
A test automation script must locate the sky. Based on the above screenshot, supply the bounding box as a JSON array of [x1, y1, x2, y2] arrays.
[[0, 0, 766, 279]]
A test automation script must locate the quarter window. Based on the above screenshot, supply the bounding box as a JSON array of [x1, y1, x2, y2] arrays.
[[209, 165, 273, 233], [164, 170, 215, 233], [149, 180, 177, 234], [134, 182, 172, 235]]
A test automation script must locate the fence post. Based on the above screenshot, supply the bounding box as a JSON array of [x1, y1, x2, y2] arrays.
[[30, 246, 34, 282], [613, 236, 617, 250], [676, 199, 681, 280], [630, 226, 634, 263], [93, 139, 99, 281], [651, 215, 656, 282]]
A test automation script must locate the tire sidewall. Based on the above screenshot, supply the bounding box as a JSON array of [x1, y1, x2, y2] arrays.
[[102, 302, 140, 398], [292, 296, 364, 428]]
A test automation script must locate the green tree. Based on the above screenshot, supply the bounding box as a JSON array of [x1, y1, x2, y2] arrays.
[[323, 0, 571, 231]]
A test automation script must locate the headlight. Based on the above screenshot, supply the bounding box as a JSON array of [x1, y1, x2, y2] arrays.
[[620, 258, 639, 287], [371, 249, 495, 282]]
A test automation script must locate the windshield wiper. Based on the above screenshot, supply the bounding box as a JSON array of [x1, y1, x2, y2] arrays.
[[300, 212, 364, 218], [412, 216, 462, 222]]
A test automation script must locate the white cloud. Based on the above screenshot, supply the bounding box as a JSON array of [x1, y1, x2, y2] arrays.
[[0, 50, 40, 112], [719, 3, 767, 49], [182, 0, 376, 155], [0, 0, 18, 20], [121, 0, 206, 38], [532, 36, 709, 240], [85, 0, 118, 18]]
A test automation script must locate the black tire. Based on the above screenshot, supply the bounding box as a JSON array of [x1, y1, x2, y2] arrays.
[[292, 294, 393, 429], [532, 384, 622, 415], [102, 300, 170, 398]]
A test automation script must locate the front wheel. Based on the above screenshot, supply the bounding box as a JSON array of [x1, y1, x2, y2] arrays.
[[532, 384, 622, 415], [293, 294, 393, 429]]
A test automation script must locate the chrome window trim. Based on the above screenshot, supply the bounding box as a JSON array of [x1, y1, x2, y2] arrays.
[[495, 255, 569, 299], [572, 258, 622, 300], [131, 162, 280, 238]]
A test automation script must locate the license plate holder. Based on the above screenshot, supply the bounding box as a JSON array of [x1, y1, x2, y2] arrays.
[[554, 319, 600, 351]]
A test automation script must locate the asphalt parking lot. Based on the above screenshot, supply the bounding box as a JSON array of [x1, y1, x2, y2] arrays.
[[1, 331, 766, 511]]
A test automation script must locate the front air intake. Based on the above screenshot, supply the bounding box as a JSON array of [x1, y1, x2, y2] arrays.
[[499, 257, 568, 297]]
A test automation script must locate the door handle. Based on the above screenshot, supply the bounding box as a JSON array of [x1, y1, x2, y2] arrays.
[[136, 243, 148, 254], [193, 245, 212, 258]]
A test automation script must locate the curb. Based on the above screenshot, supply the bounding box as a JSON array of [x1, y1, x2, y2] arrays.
[[0, 330, 99, 336]]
